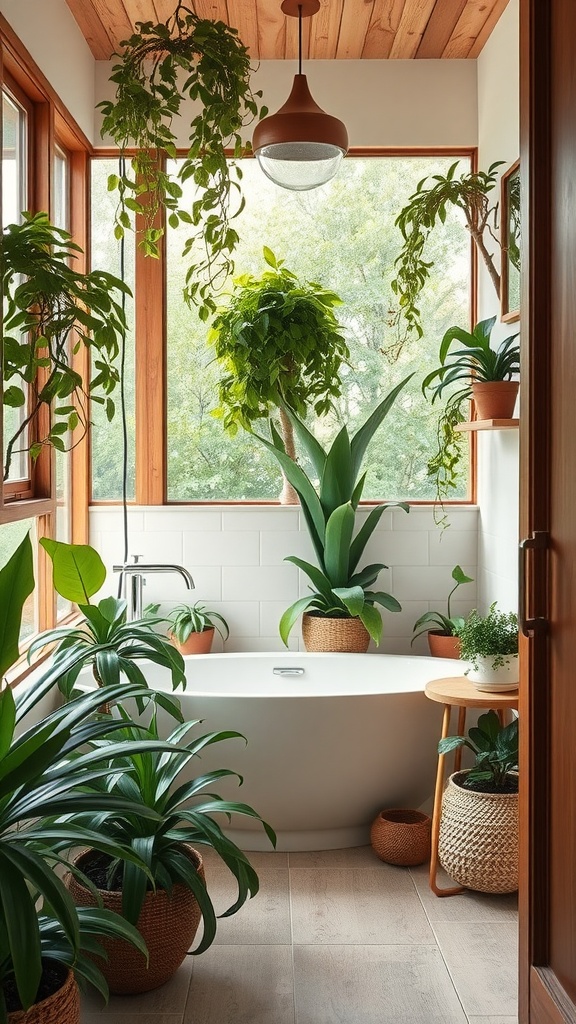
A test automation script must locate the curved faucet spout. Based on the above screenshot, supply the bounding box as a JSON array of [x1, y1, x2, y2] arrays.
[[112, 559, 195, 620]]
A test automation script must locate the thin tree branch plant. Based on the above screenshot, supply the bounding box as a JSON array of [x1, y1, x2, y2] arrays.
[[98, 1, 267, 319], [252, 376, 413, 647], [208, 248, 349, 502], [2, 212, 130, 481]]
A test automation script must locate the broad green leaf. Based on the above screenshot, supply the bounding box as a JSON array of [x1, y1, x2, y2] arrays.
[[0, 686, 16, 762], [332, 586, 365, 617], [358, 602, 383, 646], [0, 534, 34, 678], [324, 503, 355, 587], [279, 595, 319, 646], [452, 565, 474, 585], [40, 539, 106, 604], [319, 427, 353, 516]]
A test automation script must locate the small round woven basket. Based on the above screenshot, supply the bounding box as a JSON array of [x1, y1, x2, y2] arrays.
[[8, 967, 80, 1024], [438, 771, 518, 893], [68, 846, 204, 994], [370, 808, 432, 866], [302, 612, 370, 652]]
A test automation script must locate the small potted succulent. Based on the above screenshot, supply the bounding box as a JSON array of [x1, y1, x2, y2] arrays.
[[438, 710, 519, 893], [459, 602, 519, 691], [411, 565, 474, 658], [164, 602, 230, 654]]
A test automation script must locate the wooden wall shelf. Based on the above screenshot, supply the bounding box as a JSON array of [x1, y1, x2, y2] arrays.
[[455, 418, 519, 432]]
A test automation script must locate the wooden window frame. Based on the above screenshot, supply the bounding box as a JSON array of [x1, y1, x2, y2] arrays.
[[91, 146, 477, 508], [1, 15, 92, 680]]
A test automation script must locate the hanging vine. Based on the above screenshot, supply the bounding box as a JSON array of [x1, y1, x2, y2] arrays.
[[98, 3, 267, 319]]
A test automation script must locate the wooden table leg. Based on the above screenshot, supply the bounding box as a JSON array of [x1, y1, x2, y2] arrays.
[[453, 707, 467, 773], [429, 702, 465, 897]]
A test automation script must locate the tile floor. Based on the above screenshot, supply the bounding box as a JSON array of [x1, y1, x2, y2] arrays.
[[81, 847, 518, 1024]]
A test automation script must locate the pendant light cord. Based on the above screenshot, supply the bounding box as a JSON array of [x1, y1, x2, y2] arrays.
[[117, 154, 130, 597], [298, 4, 303, 74]]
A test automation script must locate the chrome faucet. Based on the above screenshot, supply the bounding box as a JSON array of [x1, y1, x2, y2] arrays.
[[113, 555, 195, 621]]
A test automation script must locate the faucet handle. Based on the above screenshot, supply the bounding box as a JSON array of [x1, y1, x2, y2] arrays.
[[130, 554, 143, 564]]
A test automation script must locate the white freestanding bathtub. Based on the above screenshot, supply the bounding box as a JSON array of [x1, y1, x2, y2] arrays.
[[94, 651, 465, 852]]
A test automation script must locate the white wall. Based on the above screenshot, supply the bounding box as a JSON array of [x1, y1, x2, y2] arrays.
[[0, 0, 95, 142], [90, 505, 478, 654], [94, 58, 477, 148], [476, 0, 520, 613]]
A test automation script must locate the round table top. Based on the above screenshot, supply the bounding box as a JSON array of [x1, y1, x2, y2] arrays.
[[425, 676, 519, 708]]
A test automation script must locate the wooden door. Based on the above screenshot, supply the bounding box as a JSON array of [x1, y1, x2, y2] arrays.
[[519, 1, 576, 1020]]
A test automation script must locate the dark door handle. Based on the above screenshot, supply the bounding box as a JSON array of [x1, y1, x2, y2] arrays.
[[519, 532, 548, 637]]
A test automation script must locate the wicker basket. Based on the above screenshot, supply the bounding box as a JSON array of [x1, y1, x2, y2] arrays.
[[8, 967, 80, 1024], [370, 808, 431, 866], [302, 612, 370, 652], [438, 771, 518, 893], [68, 846, 204, 994]]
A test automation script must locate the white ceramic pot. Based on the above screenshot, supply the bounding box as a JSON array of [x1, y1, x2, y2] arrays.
[[466, 653, 519, 692]]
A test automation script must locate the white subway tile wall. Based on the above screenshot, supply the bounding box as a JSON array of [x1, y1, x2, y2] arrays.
[[89, 505, 479, 653]]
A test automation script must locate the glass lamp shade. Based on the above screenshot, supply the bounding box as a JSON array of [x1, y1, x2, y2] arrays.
[[253, 75, 348, 191]]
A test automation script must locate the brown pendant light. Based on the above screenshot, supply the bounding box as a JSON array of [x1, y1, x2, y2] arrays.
[[252, 0, 349, 191]]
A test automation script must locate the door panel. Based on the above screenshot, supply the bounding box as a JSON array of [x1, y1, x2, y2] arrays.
[[520, 0, 576, 1020]]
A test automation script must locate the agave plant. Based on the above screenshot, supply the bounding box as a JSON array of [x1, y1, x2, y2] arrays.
[[253, 376, 413, 645]]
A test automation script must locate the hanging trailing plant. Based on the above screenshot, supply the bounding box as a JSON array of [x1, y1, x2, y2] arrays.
[[391, 160, 504, 342], [2, 212, 130, 481], [98, 3, 267, 319]]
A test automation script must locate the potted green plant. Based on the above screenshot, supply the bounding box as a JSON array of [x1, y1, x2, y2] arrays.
[[253, 376, 412, 651], [458, 602, 519, 692], [437, 710, 519, 893], [208, 248, 348, 502], [422, 316, 520, 508], [29, 540, 186, 704], [162, 601, 230, 654], [98, 3, 266, 318], [391, 160, 504, 343], [2, 212, 130, 480], [65, 710, 275, 994], [411, 565, 474, 658], [0, 537, 167, 1023]]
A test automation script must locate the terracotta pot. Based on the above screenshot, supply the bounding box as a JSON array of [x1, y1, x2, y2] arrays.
[[370, 808, 431, 866], [8, 966, 80, 1024], [171, 627, 214, 655], [302, 612, 370, 653], [427, 630, 461, 659], [438, 770, 518, 893], [466, 653, 519, 692], [471, 380, 519, 419], [68, 847, 204, 994]]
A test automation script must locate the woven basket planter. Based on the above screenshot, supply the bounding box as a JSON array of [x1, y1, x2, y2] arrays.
[[68, 846, 204, 994], [8, 967, 79, 1024], [438, 771, 518, 894], [302, 612, 370, 653], [370, 808, 431, 866]]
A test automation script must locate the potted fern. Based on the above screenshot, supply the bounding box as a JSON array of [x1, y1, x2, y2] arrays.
[[459, 603, 519, 691]]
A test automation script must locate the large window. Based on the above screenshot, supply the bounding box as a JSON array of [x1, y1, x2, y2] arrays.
[[164, 154, 471, 501]]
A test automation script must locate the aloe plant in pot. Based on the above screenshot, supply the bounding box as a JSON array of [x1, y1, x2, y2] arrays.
[[253, 376, 413, 651]]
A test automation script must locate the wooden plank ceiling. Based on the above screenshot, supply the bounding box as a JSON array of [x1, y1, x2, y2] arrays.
[[65, 0, 511, 62]]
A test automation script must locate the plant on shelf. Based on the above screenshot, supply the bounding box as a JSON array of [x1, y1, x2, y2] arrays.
[[29, 539, 186, 705], [2, 212, 130, 480], [458, 602, 519, 691], [98, 3, 266, 318], [64, 708, 276, 994], [437, 710, 519, 894], [411, 564, 474, 658], [422, 315, 520, 511], [391, 160, 504, 342], [151, 601, 230, 655], [208, 248, 348, 502], [253, 376, 413, 651]]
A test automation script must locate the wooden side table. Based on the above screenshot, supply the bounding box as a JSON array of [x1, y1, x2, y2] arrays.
[[425, 676, 519, 897]]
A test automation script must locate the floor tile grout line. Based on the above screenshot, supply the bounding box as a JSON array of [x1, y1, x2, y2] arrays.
[[288, 854, 298, 1024], [408, 867, 470, 1024]]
